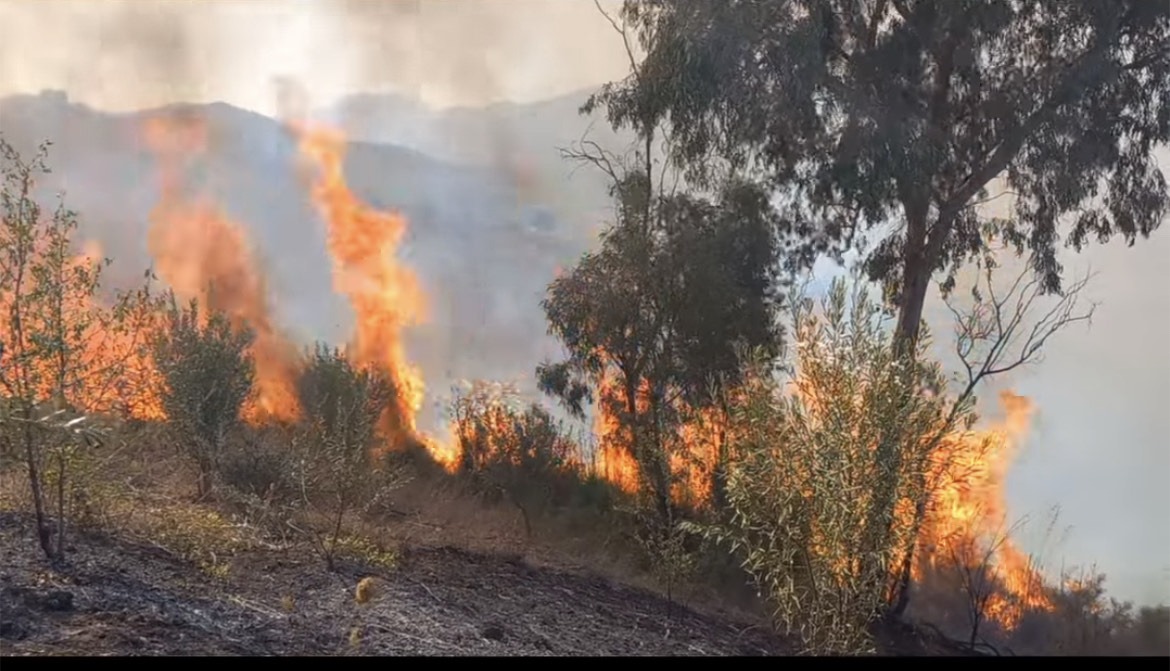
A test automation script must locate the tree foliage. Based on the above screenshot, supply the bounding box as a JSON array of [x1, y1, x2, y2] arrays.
[[152, 295, 254, 498], [685, 278, 966, 654], [588, 0, 1170, 348], [537, 164, 785, 517]]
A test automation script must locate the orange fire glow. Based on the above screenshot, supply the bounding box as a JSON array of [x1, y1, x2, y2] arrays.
[[293, 122, 429, 454], [142, 114, 302, 425], [916, 390, 1054, 627], [0, 233, 164, 421], [590, 369, 642, 495], [589, 354, 1053, 629]]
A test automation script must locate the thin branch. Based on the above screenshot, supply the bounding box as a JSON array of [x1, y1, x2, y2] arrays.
[[594, 0, 640, 77], [944, 255, 1097, 402], [560, 138, 624, 187]]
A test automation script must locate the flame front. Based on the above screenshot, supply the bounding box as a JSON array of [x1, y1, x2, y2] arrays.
[[294, 123, 428, 454], [916, 390, 1054, 627], [142, 114, 301, 424]]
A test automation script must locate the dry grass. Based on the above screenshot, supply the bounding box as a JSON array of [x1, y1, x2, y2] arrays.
[[3, 417, 1160, 657]]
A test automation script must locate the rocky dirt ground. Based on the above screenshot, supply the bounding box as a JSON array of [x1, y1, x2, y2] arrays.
[[0, 511, 797, 656]]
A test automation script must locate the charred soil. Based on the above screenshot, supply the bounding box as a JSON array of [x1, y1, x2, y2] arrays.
[[0, 511, 795, 656]]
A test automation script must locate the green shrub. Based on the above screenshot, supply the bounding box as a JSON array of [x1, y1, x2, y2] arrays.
[[216, 427, 296, 502], [685, 279, 962, 654], [152, 296, 254, 499], [293, 343, 405, 569]]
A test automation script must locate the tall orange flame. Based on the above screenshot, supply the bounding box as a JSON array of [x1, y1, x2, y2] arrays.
[[591, 369, 642, 494], [293, 123, 429, 453], [917, 390, 1054, 627], [142, 114, 301, 424]]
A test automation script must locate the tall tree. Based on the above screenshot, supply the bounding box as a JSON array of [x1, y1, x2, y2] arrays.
[[585, 0, 1162, 616], [538, 160, 784, 518], [588, 0, 1170, 353]]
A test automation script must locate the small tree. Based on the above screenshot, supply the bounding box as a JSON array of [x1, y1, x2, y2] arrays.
[[627, 495, 697, 623], [152, 294, 255, 499], [1, 136, 158, 559], [294, 344, 400, 570], [539, 156, 784, 522]]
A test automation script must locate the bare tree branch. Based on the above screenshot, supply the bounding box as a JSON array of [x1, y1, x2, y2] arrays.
[[894, 250, 1094, 615], [593, 0, 640, 77], [945, 255, 1098, 401]]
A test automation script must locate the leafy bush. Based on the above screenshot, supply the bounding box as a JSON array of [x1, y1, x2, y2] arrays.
[[152, 295, 255, 499], [293, 343, 405, 569], [216, 427, 296, 502], [685, 279, 964, 654]]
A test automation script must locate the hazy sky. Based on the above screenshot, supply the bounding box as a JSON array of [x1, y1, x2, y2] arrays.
[[1, 0, 1167, 606], [0, 0, 630, 114]]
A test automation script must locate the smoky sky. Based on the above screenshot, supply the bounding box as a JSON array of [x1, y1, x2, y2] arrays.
[[1, 0, 1167, 606], [0, 0, 630, 114]]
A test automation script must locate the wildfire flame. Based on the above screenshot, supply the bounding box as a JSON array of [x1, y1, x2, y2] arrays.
[[293, 122, 430, 455], [591, 370, 642, 494], [142, 114, 301, 424], [917, 390, 1054, 627]]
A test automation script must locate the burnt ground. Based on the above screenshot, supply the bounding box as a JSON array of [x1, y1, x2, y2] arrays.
[[0, 511, 793, 656]]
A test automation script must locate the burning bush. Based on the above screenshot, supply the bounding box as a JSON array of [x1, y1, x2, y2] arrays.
[[685, 279, 965, 654], [451, 380, 578, 476], [1004, 568, 1170, 656], [448, 380, 593, 534], [152, 295, 255, 499]]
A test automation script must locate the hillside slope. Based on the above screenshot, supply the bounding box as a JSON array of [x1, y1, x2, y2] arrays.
[[0, 511, 791, 656]]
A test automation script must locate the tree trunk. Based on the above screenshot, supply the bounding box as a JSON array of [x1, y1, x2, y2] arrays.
[[195, 456, 214, 501], [55, 449, 67, 559], [710, 396, 731, 514], [893, 230, 934, 355], [890, 490, 928, 615], [863, 200, 935, 606], [888, 208, 964, 615], [647, 391, 672, 524], [21, 411, 55, 559]]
